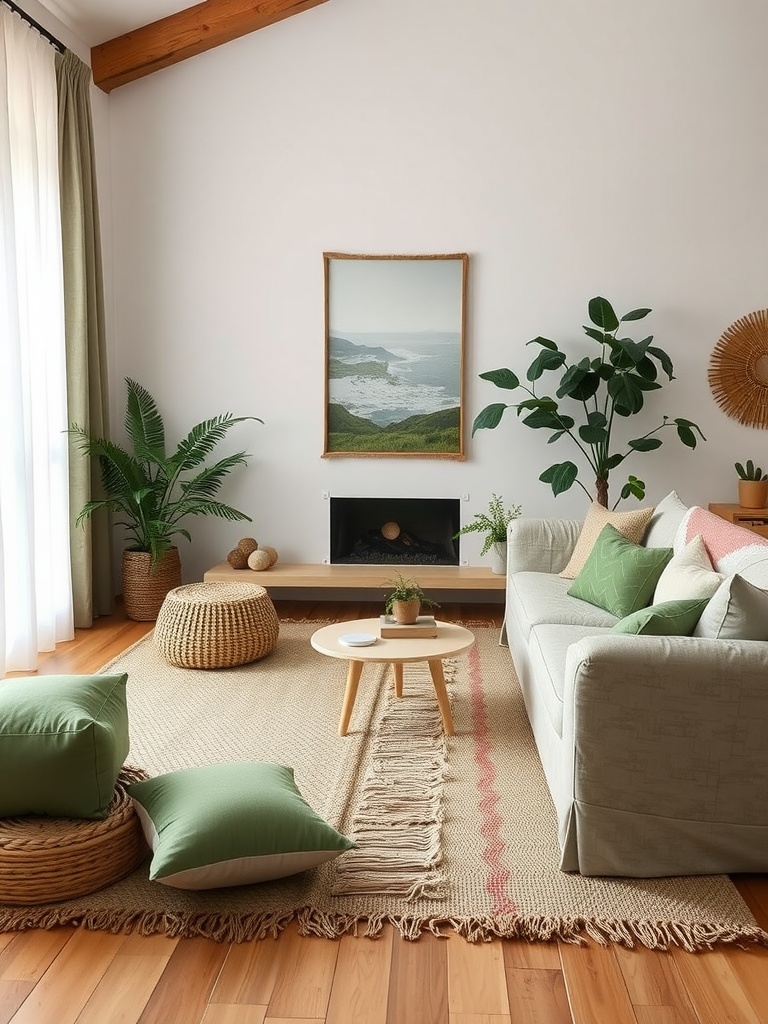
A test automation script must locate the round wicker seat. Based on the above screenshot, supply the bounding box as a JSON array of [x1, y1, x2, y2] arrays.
[[0, 768, 149, 906], [154, 581, 279, 669]]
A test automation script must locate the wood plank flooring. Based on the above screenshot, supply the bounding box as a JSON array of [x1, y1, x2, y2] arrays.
[[4, 599, 768, 1024]]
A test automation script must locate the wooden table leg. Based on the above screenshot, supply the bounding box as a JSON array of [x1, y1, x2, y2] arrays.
[[338, 660, 364, 736], [427, 659, 455, 736], [393, 662, 404, 698]]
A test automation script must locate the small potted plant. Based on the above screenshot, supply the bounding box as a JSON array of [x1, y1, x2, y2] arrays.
[[383, 572, 439, 625], [736, 460, 768, 510], [453, 493, 522, 574]]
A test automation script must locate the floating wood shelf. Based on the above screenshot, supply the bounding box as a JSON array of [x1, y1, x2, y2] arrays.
[[202, 562, 506, 592]]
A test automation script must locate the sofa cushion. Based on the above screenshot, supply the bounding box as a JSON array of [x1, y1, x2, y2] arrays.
[[507, 571, 619, 639], [567, 525, 672, 618], [528, 624, 609, 737], [653, 534, 723, 604], [611, 598, 709, 636], [693, 574, 768, 640], [675, 506, 768, 588], [559, 501, 655, 579], [643, 490, 689, 548]]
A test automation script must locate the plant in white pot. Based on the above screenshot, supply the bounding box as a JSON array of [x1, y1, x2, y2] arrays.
[[70, 378, 261, 621], [453, 493, 522, 574]]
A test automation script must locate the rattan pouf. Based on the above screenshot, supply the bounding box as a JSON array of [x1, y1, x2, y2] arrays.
[[0, 768, 149, 906], [154, 581, 280, 669]]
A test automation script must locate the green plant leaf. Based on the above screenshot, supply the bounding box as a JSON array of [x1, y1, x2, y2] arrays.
[[628, 437, 663, 452], [472, 403, 507, 434], [616, 337, 653, 365], [548, 430, 566, 443], [539, 461, 578, 496], [525, 336, 559, 350], [557, 362, 600, 401], [479, 368, 520, 390], [736, 461, 747, 479], [620, 475, 646, 500], [608, 374, 645, 416], [522, 408, 571, 430], [578, 411, 609, 444], [583, 326, 611, 345], [588, 297, 619, 332], [124, 378, 166, 463], [516, 397, 558, 412], [526, 348, 566, 381], [620, 308, 652, 321], [647, 345, 675, 379], [634, 355, 658, 381], [604, 452, 626, 470], [673, 417, 706, 447], [173, 415, 261, 473]]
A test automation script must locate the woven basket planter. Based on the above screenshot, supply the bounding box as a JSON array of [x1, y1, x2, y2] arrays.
[[122, 548, 182, 622], [0, 767, 149, 906], [154, 581, 280, 669]]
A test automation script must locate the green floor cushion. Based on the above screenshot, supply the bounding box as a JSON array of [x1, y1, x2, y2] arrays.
[[0, 673, 129, 819], [567, 524, 673, 618], [127, 762, 356, 889]]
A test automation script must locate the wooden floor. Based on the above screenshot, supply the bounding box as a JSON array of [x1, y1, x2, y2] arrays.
[[4, 600, 768, 1024]]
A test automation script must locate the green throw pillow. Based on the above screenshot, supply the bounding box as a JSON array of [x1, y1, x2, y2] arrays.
[[127, 762, 356, 889], [567, 524, 673, 618], [611, 598, 710, 636], [0, 673, 129, 819]]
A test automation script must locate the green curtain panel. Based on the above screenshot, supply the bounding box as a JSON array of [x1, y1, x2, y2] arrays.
[[56, 49, 113, 626]]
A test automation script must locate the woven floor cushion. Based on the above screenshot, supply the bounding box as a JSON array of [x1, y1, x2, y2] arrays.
[[154, 581, 280, 669], [0, 767, 149, 905]]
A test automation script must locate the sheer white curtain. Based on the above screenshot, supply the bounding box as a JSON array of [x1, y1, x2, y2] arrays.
[[0, 6, 73, 674]]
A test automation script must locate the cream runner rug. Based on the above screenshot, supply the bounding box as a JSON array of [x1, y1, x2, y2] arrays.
[[1, 622, 765, 950]]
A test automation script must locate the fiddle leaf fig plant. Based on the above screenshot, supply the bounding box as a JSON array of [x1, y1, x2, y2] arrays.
[[473, 297, 706, 508]]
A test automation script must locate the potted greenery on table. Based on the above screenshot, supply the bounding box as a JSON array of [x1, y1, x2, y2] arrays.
[[453, 493, 522, 573], [472, 297, 705, 508], [70, 378, 261, 621], [736, 459, 768, 509], [383, 572, 439, 625]]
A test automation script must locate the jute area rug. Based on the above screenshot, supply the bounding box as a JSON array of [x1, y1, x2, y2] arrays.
[[2, 622, 765, 950]]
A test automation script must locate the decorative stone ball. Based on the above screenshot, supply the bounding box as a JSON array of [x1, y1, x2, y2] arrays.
[[381, 521, 400, 541], [261, 545, 279, 567], [227, 548, 249, 570], [248, 549, 271, 571], [237, 537, 259, 556]]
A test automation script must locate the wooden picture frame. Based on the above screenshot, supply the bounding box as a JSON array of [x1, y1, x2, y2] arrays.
[[322, 252, 468, 459]]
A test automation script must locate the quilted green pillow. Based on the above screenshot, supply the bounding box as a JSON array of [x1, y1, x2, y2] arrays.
[[611, 598, 710, 636], [128, 762, 356, 889], [567, 524, 673, 618], [0, 673, 129, 819]]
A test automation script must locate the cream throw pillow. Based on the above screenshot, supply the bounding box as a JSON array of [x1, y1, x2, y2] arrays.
[[653, 534, 724, 604], [559, 501, 655, 579]]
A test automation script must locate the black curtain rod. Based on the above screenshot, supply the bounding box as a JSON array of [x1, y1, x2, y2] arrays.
[[1, 0, 65, 52]]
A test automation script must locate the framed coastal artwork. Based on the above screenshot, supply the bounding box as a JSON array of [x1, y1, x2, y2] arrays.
[[322, 252, 468, 459]]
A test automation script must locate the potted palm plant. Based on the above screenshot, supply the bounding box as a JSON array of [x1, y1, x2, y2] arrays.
[[70, 378, 261, 621], [383, 572, 439, 624], [453, 493, 522, 573]]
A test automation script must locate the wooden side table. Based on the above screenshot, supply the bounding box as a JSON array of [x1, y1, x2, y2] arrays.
[[708, 503, 768, 540]]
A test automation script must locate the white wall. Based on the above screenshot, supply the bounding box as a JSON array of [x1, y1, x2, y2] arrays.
[[106, 0, 768, 583]]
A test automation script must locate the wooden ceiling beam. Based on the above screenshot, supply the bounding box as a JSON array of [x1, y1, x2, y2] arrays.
[[91, 0, 330, 93]]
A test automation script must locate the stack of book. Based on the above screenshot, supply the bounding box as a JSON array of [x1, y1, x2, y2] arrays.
[[379, 614, 438, 638]]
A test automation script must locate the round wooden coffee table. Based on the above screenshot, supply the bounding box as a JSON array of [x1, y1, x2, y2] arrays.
[[310, 618, 475, 737]]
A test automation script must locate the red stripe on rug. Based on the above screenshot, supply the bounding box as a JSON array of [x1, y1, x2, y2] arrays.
[[468, 643, 517, 915]]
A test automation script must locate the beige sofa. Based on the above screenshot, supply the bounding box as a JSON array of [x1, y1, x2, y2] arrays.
[[504, 495, 768, 877]]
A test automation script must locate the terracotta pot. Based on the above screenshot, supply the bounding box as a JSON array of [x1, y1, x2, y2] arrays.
[[122, 548, 182, 621], [738, 479, 768, 510], [391, 597, 421, 624]]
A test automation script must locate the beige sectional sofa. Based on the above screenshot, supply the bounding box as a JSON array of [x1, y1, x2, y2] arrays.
[[504, 493, 768, 877]]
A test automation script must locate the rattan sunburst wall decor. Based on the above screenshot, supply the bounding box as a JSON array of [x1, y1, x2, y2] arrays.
[[709, 309, 768, 428]]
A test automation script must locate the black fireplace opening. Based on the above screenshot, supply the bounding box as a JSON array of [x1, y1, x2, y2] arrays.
[[330, 497, 460, 566]]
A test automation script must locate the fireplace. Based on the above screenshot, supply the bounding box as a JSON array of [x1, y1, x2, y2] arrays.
[[330, 497, 460, 566]]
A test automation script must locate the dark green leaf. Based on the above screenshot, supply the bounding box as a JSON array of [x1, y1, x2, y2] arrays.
[[620, 475, 646, 500], [608, 374, 645, 415], [548, 430, 566, 443], [525, 336, 559, 351], [605, 453, 626, 470], [124, 378, 166, 462], [673, 418, 706, 444], [620, 308, 652, 322], [526, 348, 566, 381], [635, 356, 658, 381], [516, 396, 558, 412], [479, 368, 520, 390], [471, 403, 507, 434], [578, 410, 608, 444], [588, 296, 619, 332], [557, 364, 600, 401], [628, 437, 663, 452], [539, 461, 579, 496], [583, 326, 611, 345], [522, 409, 567, 430], [647, 345, 675, 379]]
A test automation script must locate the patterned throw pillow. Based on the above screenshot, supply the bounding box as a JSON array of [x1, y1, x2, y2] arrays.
[[559, 501, 655, 580], [567, 524, 672, 618]]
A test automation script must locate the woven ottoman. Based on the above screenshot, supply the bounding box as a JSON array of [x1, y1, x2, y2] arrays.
[[0, 768, 148, 906], [154, 581, 279, 669]]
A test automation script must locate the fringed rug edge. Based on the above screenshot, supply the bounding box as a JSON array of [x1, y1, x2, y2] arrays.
[[2, 905, 766, 952]]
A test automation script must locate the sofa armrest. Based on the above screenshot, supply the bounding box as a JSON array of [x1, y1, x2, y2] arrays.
[[506, 517, 581, 575], [561, 634, 768, 870]]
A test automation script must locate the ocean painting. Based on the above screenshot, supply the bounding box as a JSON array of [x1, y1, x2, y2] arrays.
[[324, 254, 468, 457]]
